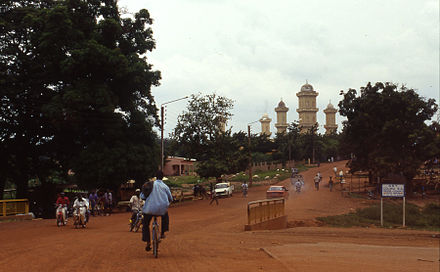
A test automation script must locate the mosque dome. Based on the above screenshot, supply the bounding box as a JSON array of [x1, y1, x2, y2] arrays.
[[300, 83, 314, 92], [326, 102, 335, 109], [278, 100, 286, 108]]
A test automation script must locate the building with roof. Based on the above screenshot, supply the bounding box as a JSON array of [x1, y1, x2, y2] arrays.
[[296, 82, 319, 133], [259, 113, 272, 136], [324, 101, 338, 134], [274, 100, 289, 134]]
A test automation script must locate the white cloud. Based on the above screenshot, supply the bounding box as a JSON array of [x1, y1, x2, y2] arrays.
[[119, 0, 439, 135]]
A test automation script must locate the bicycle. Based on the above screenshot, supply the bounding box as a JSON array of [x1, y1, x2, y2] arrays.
[[129, 210, 143, 232], [151, 215, 161, 258]]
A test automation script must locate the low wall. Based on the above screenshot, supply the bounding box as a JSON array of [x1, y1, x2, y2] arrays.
[[244, 215, 287, 231]]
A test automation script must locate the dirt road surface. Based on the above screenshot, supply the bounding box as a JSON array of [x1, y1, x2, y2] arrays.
[[0, 161, 439, 272]]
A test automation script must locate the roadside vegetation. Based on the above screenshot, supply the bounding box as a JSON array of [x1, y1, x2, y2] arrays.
[[165, 164, 309, 188], [317, 202, 440, 231]]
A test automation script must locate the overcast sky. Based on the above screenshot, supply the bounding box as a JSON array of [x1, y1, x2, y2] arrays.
[[119, 0, 439, 136]]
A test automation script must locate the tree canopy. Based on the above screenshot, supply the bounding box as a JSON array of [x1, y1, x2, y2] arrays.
[[338, 82, 438, 187], [1, 0, 161, 197], [172, 93, 248, 179]]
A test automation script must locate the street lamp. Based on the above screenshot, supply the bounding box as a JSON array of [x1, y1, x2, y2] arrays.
[[247, 120, 259, 187], [160, 96, 189, 171]]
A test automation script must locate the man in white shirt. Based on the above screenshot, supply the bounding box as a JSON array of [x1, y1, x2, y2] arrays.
[[73, 194, 88, 224], [130, 189, 143, 224]]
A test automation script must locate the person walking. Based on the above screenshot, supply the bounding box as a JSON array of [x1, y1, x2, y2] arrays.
[[210, 188, 219, 205], [314, 174, 320, 191], [328, 176, 334, 192], [209, 183, 214, 199], [88, 191, 98, 216], [241, 182, 248, 198], [333, 167, 337, 176]]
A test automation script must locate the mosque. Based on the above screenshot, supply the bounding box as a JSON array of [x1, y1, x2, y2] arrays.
[[259, 82, 338, 136]]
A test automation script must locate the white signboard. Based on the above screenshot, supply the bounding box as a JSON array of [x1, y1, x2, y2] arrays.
[[381, 184, 405, 197]]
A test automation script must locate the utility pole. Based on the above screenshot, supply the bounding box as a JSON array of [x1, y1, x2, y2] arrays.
[[247, 120, 259, 187], [248, 125, 252, 187], [160, 105, 165, 170], [160, 96, 189, 171]]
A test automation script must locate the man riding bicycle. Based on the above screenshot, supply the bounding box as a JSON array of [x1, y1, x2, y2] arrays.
[[140, 170, 173, 252], [129, 189, 143, 225]]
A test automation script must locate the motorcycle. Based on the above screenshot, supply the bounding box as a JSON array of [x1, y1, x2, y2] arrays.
[[295, 182, 302, 193], [73, 206, 87, 228], [56, 204, 67, 227]]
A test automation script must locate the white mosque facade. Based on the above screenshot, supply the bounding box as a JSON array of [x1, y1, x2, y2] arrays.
[[258, 82, 338, 136]]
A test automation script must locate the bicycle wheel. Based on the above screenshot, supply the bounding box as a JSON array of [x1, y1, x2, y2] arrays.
[[134, 218, 142, 232], [152, 224, 158, 258], [129, 220, 134, 232]]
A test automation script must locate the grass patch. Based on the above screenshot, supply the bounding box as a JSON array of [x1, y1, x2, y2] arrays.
[[164, 164, 310, 188], [317, 202, 440, 230]]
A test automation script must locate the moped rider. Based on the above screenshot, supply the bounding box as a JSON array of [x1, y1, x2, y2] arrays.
[[56, 192, 70, 222], [73, 194, 88, 225], [294, 180, 302, 192]]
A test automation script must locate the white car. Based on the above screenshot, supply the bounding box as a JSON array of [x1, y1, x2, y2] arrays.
[[214, 182, 234, 197]]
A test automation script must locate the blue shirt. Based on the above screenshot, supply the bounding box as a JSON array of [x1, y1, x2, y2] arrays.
[[140, 180, 173, 215]]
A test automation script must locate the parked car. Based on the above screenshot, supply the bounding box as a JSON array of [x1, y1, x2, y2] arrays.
[[266, 185, 289, 199], [214, 182, 234, 197]]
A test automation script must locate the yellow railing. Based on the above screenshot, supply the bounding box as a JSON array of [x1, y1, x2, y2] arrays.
[[0, 199, 29, 216], [247, 198, 285, 225]]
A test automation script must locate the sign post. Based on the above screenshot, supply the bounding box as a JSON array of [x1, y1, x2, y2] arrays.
[[381, 184, 406, 227]]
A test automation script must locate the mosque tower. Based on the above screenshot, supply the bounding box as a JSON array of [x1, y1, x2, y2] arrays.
[[324, 101, 338, 134], [274, 100, 289, 134], [259, 113, 272, 136], [296, 82, 319, 134]]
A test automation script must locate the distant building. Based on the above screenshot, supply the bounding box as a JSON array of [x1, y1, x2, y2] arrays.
[[218, 115, 226, 133], [274, 100, 289, 134], [163, 156, 196, 176], [296, 82, 319, 133], [324, 101, 338, 134], [259, 113, 272, 136]]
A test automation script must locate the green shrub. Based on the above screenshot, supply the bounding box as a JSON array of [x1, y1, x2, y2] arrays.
[[317, 202, 440, 230]]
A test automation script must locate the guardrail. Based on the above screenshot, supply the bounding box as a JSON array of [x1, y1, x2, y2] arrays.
[[0, 199, 29, 216], [247, 198, 285, 225]]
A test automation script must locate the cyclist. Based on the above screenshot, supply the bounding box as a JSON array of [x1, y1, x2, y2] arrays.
[[129, 189, 143, 226], [140, 171, 173, 252]]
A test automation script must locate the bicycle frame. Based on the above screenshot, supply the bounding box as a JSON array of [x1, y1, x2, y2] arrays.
[[152, 216, 160, 258]]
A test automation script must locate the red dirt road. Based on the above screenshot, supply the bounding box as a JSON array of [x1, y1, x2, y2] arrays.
[[0, 161, 439, 272]]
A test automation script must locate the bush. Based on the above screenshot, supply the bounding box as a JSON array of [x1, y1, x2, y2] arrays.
[[317, 202, 440, 230]]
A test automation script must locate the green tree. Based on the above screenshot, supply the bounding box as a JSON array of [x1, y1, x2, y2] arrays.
[[1, 0, 160, 196], [338, 82, 438, 190], [172, 93, 247, 179], [273, 122, 303, 163]]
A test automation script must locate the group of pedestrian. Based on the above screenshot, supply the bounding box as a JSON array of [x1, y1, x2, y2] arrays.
[[312, 167, 343, 192]]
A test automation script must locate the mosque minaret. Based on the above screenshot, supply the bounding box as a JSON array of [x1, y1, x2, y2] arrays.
[[324, 101, 338, 134], [274, 100, 289, 134], [296, 82, 319, 133], [259, 113, 272, 136]]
